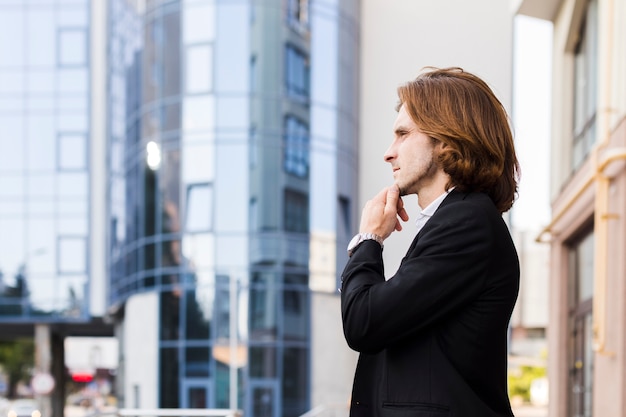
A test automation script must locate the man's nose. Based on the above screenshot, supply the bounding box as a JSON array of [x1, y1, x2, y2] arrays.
[[384, 146, 395, 163]]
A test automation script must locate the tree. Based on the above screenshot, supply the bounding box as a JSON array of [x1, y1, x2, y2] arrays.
[[0, 339, 35, 398]]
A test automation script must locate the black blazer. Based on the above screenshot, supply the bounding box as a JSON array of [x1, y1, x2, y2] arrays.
[[341, 190, 520, 417]]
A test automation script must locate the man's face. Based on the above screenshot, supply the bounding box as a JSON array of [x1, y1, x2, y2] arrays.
[[384, 105, 440, 196]]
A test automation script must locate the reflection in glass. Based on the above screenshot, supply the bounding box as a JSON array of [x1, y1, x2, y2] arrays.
[[58, 29, 87, 66], [284, 189, 309, 233], [249, 347, 276, 378], [282, 347, 308, 417], [249, 273, 277, 340], [159, 347, 179, 408], [185, 346, 210, 377], [284, 116, 309, 177], [285, 45, 309, 99], [58, 172, 88, 197], [59, 133, 87, 170], [183, 3, 215, 43], [182, 143, 214, 183], [58, 237, 87, 274], [27, 10, 55, 66], [183, 96, 215, 131], [58, 68, 88, 93], [185, 183, 212, 232], [0, 9, 25, 66], [186, 45, 213, 93]]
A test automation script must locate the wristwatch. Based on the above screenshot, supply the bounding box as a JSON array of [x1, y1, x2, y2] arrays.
[[347, 232, 384, 256]]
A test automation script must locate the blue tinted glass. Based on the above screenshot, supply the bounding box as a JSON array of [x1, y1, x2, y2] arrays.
[[58, 29, 87, 66], [28, 10, 56, 67], [0, 9, 25, 66]]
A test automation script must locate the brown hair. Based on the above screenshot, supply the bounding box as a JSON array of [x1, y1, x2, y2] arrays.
[[397, 67, 519, 213]]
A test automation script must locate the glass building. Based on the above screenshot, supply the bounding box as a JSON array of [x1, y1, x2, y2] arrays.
[[106, 0, 359, 416], [0, 0, 358, 415], [0, 0, 92, 320]]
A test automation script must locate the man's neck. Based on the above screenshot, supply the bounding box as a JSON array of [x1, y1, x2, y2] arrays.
[[416, 176, 452, 210]]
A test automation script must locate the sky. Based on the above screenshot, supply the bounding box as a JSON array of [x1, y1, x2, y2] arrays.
[[511, 15, 553, 231]]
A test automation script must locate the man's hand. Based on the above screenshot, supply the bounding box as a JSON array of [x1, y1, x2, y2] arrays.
[[359, 185, 409, 240]]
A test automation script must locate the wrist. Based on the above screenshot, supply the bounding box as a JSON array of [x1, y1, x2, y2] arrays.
[[347, 232, 384, 256]]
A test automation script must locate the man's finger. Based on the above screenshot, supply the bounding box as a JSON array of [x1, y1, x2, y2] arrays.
[[385, 186, 400, 214]]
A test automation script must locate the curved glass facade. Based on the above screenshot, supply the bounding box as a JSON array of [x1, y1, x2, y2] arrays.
[[107, 0, 358, 415], [0, 0, 91, 320]]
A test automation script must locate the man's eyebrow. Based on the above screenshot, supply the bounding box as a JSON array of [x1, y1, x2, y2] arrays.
[[394, 125, 411, 134]]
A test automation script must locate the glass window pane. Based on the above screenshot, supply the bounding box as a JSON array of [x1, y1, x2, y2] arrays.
[[182, 143, 214, 183], [58, 112, 88, 131], [0, 10, 25, 66], [249, 273, 278, 340], [185, 346, 210, 377], [0, 217, 25, 279], [185, 183, 212, 232], [284, 116, 309, 177], [285, 45, 309, 99], [27, 116, 56, 171], [58, 7, 88, 26], [181, 233, 214, 270], [0, 117, 24, 171], [28, 96, 55, 112], [26, 218, 55, 274], [282, 348, 308, 416], [249, 347, 276, 378], [58, 216, 88, 235], [576, 232, 594, 302], [58, 29, 87, 66], [186, 44, 213, 93], [58, 172, 88, 197], [57, 199, 88, 216], [38, 275, 86, 317], [0, 71, 25, 94], [183, 96, 215, 131], [58, 237, 86, 274], [58, 68, 88, 93], [183, 4, 215, 43], [27, 174, 55, 198], [283, 287, 308, 341], [185, 288, 212, 340], [284, 189, 309, 233], [0, 175, 23, 201], [58, 95, 89, 111], [28, 200, 54, 216], [59, 133, 87, 170], [28, 10, 55, 67]]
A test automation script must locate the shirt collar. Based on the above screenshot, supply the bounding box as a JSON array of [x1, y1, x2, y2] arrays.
[[415, 188, 453, 232]]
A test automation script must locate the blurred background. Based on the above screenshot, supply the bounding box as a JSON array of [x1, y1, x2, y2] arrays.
[[1, 0, 623, 416]]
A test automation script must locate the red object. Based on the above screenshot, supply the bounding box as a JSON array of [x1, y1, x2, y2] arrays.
[[71, 373, 94, 383]]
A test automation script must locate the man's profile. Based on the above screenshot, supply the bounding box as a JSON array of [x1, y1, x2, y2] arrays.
[[341, 67, 520, 417]]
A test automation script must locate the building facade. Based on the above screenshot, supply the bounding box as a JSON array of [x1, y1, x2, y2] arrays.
[[517, 0, 626, 415], [105, 0, 359, 415], [0, 0, 93, 322], [0, 1, 112, 416]]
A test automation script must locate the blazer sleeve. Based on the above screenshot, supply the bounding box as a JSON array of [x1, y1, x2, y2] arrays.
[[341, 199, 498, 354]]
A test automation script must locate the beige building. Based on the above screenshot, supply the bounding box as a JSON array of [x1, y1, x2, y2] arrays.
[[517, 0, 626, 415]]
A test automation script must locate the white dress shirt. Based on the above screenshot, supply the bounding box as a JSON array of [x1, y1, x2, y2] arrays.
[[415, 189, 453, 234]]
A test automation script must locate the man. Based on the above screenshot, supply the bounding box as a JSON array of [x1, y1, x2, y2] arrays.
[[341, 67, 520, 417]]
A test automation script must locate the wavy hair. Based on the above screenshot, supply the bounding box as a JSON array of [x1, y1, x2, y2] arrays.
[[396, 67, 520, 213]]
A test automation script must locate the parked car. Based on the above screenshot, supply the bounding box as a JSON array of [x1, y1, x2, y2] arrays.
[[7, 399, 40, 417]]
